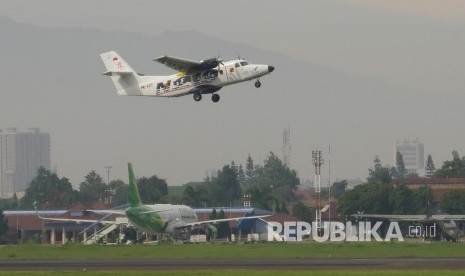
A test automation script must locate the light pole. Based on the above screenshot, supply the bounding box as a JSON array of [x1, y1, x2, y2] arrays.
[[104, 166, 112, 185]]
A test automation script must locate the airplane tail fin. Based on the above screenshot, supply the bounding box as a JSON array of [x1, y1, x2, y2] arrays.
[[128, 163, 142, 207], [100, 51, 141, 95]]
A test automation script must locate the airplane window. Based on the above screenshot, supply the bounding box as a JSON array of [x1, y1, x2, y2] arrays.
[[240, 61, 248, 66], [173, 78, 182, 86], [203, 70, 218, 79], [209, 70, 218, 78], [235, 63, 240, 67], [192, 73, 201, 82]]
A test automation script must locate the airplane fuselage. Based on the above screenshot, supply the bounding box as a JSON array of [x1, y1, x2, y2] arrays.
[[125, 204, 198, 235], [101, 51, 274, 102], [118, 60, 272, 98]]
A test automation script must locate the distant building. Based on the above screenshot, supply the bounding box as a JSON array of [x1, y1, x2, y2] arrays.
[[0, 128, 50, 198], [394, 139, 424, 175]]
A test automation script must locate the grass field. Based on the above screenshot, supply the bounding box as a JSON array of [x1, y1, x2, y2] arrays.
[[1, 241, 465, 259]]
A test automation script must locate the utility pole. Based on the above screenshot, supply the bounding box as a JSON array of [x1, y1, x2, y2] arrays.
[[104, 166, 113, 205], [283, 127, 291, 167], [104, 166, 112, 185], [312, 150, 324, 233]]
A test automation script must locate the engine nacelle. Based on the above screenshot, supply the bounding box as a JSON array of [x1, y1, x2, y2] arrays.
[[164, 220, 185, 234], [206, 225, 218, 239], [200, 58, 220, 70]]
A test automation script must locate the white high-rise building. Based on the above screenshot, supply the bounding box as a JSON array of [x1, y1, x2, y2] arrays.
[[0, 128, 50, 198], [394, 138, 424, 175]]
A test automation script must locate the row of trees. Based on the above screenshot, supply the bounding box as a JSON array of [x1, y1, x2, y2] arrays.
[[0, 167, 168, 210], [389, 150, 465, 180], [367, 151, 465, 185], [0, 151, 301, 214], [337, 181, 465, 218], [337, 183, 432, 219], [336, 151, 465, 220], [181, 152, 300, 213]]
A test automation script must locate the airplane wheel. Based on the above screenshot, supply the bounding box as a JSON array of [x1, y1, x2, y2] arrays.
[[254, 80, 261, 88], [212, 94, 220, 103], [193, 93, 202, 102]]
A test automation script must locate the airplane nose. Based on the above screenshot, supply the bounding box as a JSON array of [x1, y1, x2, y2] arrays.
[[268, 66, 275, 73]]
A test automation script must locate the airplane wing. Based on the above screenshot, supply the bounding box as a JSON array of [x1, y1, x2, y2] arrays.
[[430, 215, 465, 220], [351, 214, 428, 221], [154, 56, 221, 74], [86, 209, 126, 215], [175, 215, 271, 229], [37, 216, 116, 224], [154, 56, 202, 74], [353, 214, 465, 221]]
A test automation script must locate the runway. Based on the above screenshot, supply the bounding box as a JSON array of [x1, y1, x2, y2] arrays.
[[1, 258, 465, 270]]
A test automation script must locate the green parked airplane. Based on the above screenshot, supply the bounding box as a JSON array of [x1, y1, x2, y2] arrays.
[[37, 163, 268, 240]]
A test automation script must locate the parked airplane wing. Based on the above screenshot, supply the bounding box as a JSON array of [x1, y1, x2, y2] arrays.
[[352, 214, 428, 221], [175, 215, 271, 229], [86, 209, 127, 215], [430, 215, 465, 220], [154, 56, 201, 74], [36, 216, 116, 224]]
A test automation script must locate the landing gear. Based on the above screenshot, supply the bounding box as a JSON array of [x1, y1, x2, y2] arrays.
[[211, 94, 220, 103], [193, 93, 202, 102], [254, 80, 261, 88]]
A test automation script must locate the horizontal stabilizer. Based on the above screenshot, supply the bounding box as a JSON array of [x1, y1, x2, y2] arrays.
[[102, 71, 133, 76]]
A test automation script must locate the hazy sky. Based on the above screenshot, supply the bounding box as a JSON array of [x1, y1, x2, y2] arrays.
[[1, 0, 465, 187]]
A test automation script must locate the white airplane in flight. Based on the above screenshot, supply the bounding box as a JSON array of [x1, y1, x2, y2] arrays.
[[100, 51, 275, 102]]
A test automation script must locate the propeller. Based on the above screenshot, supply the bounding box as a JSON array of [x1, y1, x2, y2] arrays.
[[216, 56, 224, 70]]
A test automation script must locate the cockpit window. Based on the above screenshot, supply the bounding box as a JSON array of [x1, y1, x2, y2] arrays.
[[240, 61, 248, 66], [235, 63, 240, 67]]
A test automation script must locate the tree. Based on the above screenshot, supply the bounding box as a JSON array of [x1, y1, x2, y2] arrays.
[[452, 150, 460, 160], [250, 152, 300, 201], [292, 201, 314, 223], [425, 155, 436, 178], [414, 185, 433, 215], [230, 161, 238, 176], [182, 184, 210, 207], [396, 151, 407, 178], [390, 167, 399, 180], [337, 183, 394, 220], [435, 151, 465, 178], [389, 184, 418, 215], [440, 190, 465, 214], [331, 180, 348, 199], [209, 208, 217, 220], [0, 209, 7, 244], [245, 154, 255, 180], [12, 193, 18, 210], [367, 156, 392, 184], [110, 179, 129, 207], [209, 165, 242, 206], [245, 185, 275, 211], [137, 176, 168, 204], [22, 167, 75, 208], [216, 209, 229, 238], [79, 171, 107, 203], [237, 164, 246, 188]]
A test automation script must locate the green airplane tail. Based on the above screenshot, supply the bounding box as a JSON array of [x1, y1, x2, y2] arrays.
[[128, 163, 142, 207]]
